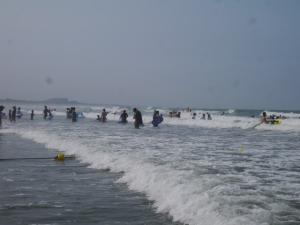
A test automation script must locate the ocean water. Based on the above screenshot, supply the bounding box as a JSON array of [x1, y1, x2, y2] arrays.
[[0, 103, 300, 225], [0, 133, 179, 225]]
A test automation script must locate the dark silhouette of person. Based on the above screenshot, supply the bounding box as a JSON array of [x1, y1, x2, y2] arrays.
[[100, 109, 108, 122], [120, 110, 128, 123], [133, 108, 143, 128], [261, 112, 269, 124], [31, 110, 34, 120], [43, 106, 48, 120], [0, 105, 4, 127], [207, 113, 212, 120], [8, 109, 12, 122], [192, 113, 196, 119], [96, 115, 101, 121], [72, 108, 77, 122], [12, 106, 16, 122], [16, 107, 22, 118], [48, 109, 53, 120]]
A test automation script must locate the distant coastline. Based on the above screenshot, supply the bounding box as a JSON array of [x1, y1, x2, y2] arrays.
[[0, 98, 82, 105]]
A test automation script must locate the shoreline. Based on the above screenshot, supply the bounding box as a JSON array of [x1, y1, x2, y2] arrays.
[[0, 133, 180, 225]]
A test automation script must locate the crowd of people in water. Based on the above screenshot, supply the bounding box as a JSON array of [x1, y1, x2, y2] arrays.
[[0, 106, 24, 124], [0, 104, 164, 129], [0, 104, 289, 129]]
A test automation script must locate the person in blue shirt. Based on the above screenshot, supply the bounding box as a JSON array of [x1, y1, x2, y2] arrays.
[[152, 110, 163, 127]]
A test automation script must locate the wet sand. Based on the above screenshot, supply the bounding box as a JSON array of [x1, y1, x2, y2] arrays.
[[0, 133, 180, 225]]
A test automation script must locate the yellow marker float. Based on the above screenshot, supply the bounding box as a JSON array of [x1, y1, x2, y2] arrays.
[[55, 153, 65, 161], [272, 119, 282, 125]]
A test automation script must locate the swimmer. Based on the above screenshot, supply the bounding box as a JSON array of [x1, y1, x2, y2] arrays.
[[133, 108, 143, 128], [192, 113, 196, 119], [207, 113, 212, 120], [261, 112, 268, 124], [119, 110, 128, 123]]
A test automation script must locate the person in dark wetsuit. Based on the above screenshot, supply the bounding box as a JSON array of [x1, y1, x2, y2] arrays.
[[30, 110, 34, 120], [119, 110, 128, 123], [133, 108, 143, 128], [43, 106, 48, 120], [12, 106, 16, 122], [0, 105, 4, 127]]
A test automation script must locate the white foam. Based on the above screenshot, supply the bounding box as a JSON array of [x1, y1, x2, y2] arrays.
[[1, 128, 259, 225], [155, 112, 300, 132]]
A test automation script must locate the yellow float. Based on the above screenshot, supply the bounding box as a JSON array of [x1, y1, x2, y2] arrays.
[[55, 153, 65, 161]]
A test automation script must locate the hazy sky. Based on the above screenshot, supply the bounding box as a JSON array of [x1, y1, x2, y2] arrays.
[[0, 0, 299, 109]]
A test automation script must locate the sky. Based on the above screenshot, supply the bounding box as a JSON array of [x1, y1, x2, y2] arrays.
[[0, 0, 299, 110]]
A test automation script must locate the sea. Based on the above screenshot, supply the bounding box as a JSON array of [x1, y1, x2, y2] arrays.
[[0, 102, 299, 225]]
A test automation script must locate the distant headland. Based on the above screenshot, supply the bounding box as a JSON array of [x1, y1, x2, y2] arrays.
[[0, 98, 82, 105]]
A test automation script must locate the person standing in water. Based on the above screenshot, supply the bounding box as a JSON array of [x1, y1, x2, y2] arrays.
[[16, 107, 22, 118], [43, 106, 48, 120], [133, 108, 143, 128], [100, 108, 108, 122], [261, 112, 269, 124], [72, 108, 77, 122], [12, 106, 16, 122], [8, 109, 12, 122], [207, 113, 212, 120], [0, 105, 4, 127], [119, 110, 128, 123], [30, 110, 34, 120], [152, 110, 163, 127]]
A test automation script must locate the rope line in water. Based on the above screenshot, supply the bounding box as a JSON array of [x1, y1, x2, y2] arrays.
[[0, 156, 75, 161]]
